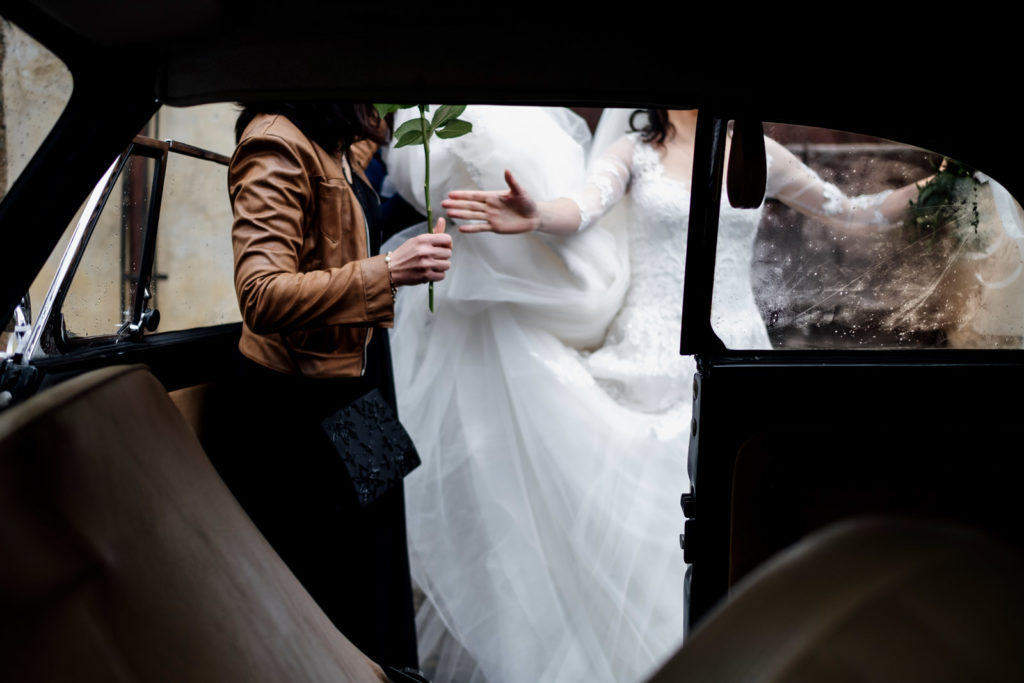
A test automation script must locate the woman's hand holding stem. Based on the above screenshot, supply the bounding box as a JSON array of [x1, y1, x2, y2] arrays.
[[389, 217, 452, 287]]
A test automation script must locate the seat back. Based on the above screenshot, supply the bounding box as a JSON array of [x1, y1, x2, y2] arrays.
[[0, 364, 386, 682], [649, 516, 1024, 682]]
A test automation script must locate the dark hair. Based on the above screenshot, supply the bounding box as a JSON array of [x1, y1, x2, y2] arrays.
[[629, 108, 671, 145], [234, 102, 391, 155]]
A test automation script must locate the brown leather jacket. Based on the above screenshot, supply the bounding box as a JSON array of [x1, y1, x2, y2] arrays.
[[229, 114, 393, 378]]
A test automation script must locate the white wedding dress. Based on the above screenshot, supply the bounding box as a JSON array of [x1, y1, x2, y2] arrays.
[[382, 106, 914, 683]]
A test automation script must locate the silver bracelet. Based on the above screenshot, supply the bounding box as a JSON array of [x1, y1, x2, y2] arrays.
[[384, 251, 398, 300]]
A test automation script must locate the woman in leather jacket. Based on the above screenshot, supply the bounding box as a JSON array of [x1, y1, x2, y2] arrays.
[[210, 102, 450, 676]]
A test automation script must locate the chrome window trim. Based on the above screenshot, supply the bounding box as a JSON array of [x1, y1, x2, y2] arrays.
[[17, 152, 126, 363], [14, 136, 230, 363]]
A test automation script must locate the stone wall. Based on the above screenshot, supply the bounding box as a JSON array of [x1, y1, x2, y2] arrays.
[[1, 19, 72, 195]]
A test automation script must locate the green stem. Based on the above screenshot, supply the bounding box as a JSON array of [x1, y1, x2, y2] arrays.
[[419, 105, 434, 313]]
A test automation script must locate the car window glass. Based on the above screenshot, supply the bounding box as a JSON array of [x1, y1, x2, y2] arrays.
[[62, 155, 152, 338], [43, 104, 239, 344], [152, 135, 238, 332], [1, 16, 73, 199], [715, 122, 1024, 350]]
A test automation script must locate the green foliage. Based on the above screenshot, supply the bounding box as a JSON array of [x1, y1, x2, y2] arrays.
[[373, 104, 474, 312], [431, 104, 466, 127], [383, 105, 473, 148], [374, 104, 417, 117], [905, 157, 984, 250], [393, 122, 425, 148], [436, 120, 473, 138]]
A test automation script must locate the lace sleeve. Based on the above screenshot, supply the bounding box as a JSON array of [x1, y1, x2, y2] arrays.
[[763, 137, 898, 231], [569, 135, 634, 231]]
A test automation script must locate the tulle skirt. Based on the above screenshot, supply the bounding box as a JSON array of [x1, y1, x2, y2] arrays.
[[391, 281, 691, 683], [384, 106, 691, 682]]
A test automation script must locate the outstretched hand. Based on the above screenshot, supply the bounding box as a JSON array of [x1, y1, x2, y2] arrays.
[[442, 170, 539, 234]]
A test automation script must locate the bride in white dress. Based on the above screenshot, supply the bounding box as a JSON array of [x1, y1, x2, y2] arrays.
[[383, 106, 930, 683]]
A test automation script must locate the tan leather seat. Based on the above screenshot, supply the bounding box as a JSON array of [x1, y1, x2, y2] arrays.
[[0, 364, 387, 682], [648, 516, 1024, 682]]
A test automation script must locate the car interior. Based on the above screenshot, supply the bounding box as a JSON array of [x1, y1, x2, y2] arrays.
[[3, 2, 1024, 681]]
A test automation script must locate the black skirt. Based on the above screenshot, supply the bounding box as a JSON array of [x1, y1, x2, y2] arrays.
[[208, 332, 418, 670]]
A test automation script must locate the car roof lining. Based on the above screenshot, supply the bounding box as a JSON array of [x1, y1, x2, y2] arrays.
[[10, 1, 1007, 186]]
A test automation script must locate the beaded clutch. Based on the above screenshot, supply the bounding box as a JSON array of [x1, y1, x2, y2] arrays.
[[320, 388, 421, 507]]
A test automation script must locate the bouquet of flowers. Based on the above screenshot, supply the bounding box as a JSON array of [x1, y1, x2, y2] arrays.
[[906, 157, 983, 250]]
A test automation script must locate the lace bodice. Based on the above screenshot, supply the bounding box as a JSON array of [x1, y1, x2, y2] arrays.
[[581, 134, 909, 411], [573, 133, 901, 235], [580, 134, 768, 411], [577, 133, 909, 412]]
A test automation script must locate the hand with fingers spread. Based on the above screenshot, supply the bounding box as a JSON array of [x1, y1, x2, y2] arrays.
[[443, 170, 585, 236], [443, 170, 539, 234], [388, 217, 453, 287]]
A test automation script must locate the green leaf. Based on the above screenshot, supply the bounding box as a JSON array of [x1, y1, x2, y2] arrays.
[[374, 104, 417, 117], [394, 129, 425, 148], [440, 117, 472, 131], [435, 119, 473, 139], [394, 117, 431, 141], [431, 104, 466, 128], [374, 104, 401, 117]]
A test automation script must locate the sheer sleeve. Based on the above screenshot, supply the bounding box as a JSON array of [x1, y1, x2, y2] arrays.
[[570, 135, 635, 231], [763, 136, 900, 231]]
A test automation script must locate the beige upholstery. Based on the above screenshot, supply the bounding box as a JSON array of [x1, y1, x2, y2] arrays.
[[168, 382, 212, 440], [0, 365, 387, 682], [647, 517, 1024, 682]]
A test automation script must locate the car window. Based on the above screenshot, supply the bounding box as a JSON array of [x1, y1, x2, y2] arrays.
[[0, 16, 73, 356], [1, 16, 73, 198], [29, 103, 239, 351], [153, 120, 239, 332], [61, 151, 152, 338], [24, 104, 1024, 359], [716, 122, 1024, 350]]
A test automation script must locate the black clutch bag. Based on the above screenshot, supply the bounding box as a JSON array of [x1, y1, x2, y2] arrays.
[[320, 388, 421, 507]]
